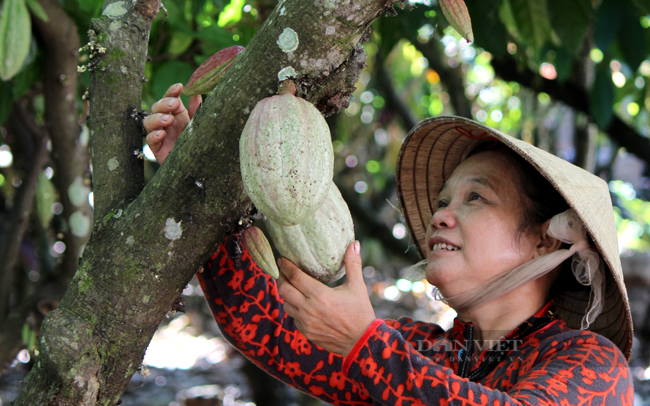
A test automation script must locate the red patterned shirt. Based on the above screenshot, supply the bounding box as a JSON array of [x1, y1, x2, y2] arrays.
[[197, 234, 634, 405]]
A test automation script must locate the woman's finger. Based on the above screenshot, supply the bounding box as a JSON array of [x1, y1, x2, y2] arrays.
[[277, 273, 307, 308], [188, 95, 203, 119], [278, 258, 322, 298], [143, 113, 174, 133], [282, 301, 300, 319], [145, 130, 166, 153], [151, 97, 180, 114], [164, 83, 183, 98]]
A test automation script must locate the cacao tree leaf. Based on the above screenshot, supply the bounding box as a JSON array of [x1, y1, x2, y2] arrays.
[[465, 0, 509, 56], [589, 65, 614, 128], [503, 0, 552, 57], [0, 80, 13, 126], [217, 0, 245, 27], [377, 4, 432, 59], [0, 0, 32, 80], [152, 60, 195, 106], [547, 0, 594, 54], [593, 0, 623, 51], [36, 173, 56, 229], [12, 50, 43, 100], [618, 1, 647, 72], [25, 0, 48, 21], [632, 0, 650, 14], [168, 31, 194, 56], [192, 0, 208, 17]]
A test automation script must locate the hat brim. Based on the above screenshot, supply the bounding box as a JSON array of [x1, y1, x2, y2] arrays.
[[396, 116, 633, 360]]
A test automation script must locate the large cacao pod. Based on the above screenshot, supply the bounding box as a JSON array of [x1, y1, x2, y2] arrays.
[[265, 184, 354, 283], [240, 94, 333, 226]]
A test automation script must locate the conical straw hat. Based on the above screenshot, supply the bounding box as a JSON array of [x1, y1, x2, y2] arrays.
[[396, 116, 633, 360]]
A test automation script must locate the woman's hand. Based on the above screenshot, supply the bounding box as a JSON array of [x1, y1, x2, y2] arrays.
[[277, 241, 377, 357], [143, 83, 202, 164]]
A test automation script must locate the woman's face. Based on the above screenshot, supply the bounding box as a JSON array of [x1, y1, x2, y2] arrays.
[[424, 150, 542, 297]]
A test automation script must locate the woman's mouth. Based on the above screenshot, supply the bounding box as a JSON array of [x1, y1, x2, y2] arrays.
[[431, 242, 460, 252]]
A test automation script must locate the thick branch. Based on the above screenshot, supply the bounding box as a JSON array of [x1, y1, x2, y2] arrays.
[[87, 0, 154, 220], [15, 1, 399, 404], [491, 57, 650, 166], [32, 0, 92, 285]]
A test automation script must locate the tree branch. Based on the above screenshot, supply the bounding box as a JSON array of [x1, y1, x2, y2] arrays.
[[0, 105, 48, 318], [15, 1, 400, 404], [32, 0, 93, 286], [491, 57, 650, 166], [86, 0, 152, 220]]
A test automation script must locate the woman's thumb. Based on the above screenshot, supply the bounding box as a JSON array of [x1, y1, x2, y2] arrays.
[[344, 240, 363, 287]]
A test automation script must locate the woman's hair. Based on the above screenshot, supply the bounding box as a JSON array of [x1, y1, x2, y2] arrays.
[[467, 142, 569, 239]]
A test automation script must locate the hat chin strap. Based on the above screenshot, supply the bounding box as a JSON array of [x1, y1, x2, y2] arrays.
[[428, 209, 605, 330]]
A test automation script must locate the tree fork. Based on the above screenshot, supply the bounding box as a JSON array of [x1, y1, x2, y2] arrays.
[[14, 1, 401, 404]]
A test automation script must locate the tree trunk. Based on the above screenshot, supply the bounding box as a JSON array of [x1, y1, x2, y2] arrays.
[[14, 0, 399, 404]]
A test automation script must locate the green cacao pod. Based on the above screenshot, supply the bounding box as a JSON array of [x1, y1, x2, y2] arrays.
[[264, 184, 354, 283], [241, 226, 279, 279], [240, 93, 333, 226]]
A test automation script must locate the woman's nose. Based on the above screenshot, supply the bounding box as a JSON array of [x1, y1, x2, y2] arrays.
[[430, 206, 457, 230]]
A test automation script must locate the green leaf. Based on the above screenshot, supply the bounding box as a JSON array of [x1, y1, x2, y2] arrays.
[[12, 50, 43, 100], [632, 0, 650, 14], [0, 0, 32, 80], [618, 1, 647, 71], [503, 0, 552, 57], [25, 0, 48, 21], [217, 0, 244, 27], [466, 0, 508, 56], [191, 0, 208, 17], [168, 31, 194, 56], [593, 0, 623, 51], [589, 65, 615, 128], [36, 173, 56, 229], [547, 0, 594, 54], [0, 80, 12, 126], [152, 60, 195, 107]]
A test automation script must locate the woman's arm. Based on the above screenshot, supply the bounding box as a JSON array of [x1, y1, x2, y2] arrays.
[[344, 321, 634, 405], [197, 234, 373, 405]]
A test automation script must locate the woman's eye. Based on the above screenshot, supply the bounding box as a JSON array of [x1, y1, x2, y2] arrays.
[[469, 193, 482, 201], [437, 200, 448, 209]]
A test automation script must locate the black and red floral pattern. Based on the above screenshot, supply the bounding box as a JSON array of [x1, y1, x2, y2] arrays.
[[197, 234, 634, 405]]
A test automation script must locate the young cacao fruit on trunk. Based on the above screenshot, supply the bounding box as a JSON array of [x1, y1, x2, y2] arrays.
[[183, 45, 244, 96], [439, 0, 473, 43], [241, 226, 279, 279], [240, 93, 333, 226], [264, 184, 354, 283]]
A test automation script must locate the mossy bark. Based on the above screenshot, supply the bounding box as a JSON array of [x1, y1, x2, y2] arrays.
[[14, 0, 399, 404]]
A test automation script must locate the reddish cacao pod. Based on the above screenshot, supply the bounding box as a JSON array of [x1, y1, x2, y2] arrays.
[[183, 45, 244, 96]]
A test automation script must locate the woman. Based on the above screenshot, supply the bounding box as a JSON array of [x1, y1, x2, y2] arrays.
[[144, 84, 634, 405]]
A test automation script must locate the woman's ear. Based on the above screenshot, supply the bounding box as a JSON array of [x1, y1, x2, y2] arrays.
[[534, 218, 563, 258]]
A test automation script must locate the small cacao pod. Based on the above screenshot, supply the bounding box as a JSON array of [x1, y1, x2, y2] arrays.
[[264, 184, 354, 283], [439, 0, 473, 43], [183, 45, 244, 96], [241, 226, 279, 279], [240, 93, 333, 226]]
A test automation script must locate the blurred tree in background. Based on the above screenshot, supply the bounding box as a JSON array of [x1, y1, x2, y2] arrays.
[[3, 0, 650, 404]]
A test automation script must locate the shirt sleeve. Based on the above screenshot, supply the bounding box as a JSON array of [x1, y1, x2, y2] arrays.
[[196, 234, 373, 405], [344, 321, 634, 406]]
